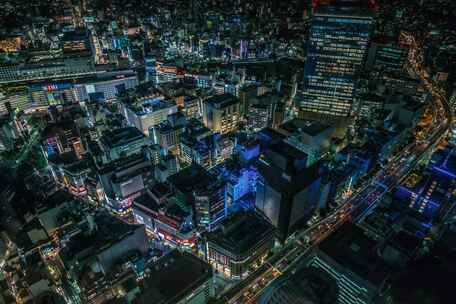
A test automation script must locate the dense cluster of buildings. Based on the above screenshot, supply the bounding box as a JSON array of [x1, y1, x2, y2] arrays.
[[1, 0, 456, 304]]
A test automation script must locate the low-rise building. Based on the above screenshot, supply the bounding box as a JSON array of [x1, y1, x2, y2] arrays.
[[132, 184, 197, 250], [98, 154, 152, 217], [48, 151, 91, 197], [98, 127, 150, 165], [277, 119, 344, 167], [123, 96, 178, 136], [136, 250, 214, 304], [205, 212, 275, 279], [169, 164, 226, 230], [202, 93, 240, 135], [180, 133, 234, 170]]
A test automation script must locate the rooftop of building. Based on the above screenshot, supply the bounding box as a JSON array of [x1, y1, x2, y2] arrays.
[[182, 119, 212, 141], [395, 171, 449, 217], [126, 96, 176, 116], [42, 120, 78, 138], [137, 250, 212, 304], [100, 127, 146, 149], [133, 192, 160, 213], [72, 69, 137, 85], [257, 142, 321, 195], [206, 211, 274, 256], [318, 222, 391, 286], [168, 164, 217, 193], [154, 120, 185, 133], [182, 132, 233, 154], [259, 267, 338, 304], [162, 199, 192, 223], [204, 93, 239, 108], [60, 212, 144, 266], [211, 158, 258, 181], [280, 119, 332, 137], [265, 141, 308, 170], [99, 155, 151, 198], [48, 151, 90, 173], [402, 98, 425, 112], [257, 127, 286, 143], [338, 143, 376, 161], [150, 182, 172, 200], [387, 230, 422, 256], [315, 1, 376, 18]]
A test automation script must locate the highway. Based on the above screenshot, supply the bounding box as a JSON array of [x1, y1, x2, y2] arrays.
[[219, 32, 453, 304]]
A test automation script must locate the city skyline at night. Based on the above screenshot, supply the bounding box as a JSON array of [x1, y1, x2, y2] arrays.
[[1, 1, 456, 304]]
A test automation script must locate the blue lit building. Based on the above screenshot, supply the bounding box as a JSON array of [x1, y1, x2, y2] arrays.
[[235, 139, 260, 163], [394, 170, 454, 238], [196, 75, 214, 89], [211, 160, 259, 213], [429, 146, 456, 181], [300, 6, 374, 120], [145, 56, 157, 82]]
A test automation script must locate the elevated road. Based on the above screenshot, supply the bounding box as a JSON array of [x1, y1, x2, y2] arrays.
[[219, 32, 453, 304]]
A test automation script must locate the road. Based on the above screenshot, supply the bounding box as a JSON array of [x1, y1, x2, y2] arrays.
[[219, 32, 453, 304]]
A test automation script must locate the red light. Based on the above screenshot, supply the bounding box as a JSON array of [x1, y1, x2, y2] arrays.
[[368, 0, 379, 11]]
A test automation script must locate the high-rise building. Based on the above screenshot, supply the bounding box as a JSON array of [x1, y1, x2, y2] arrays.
[[276, 119, 343, 167], [180, 96, 202, 120], [42, 121, 84, 158], [133, 185, 197, 251], [255, 141, 322, 240], [248, 104, 270, 131], [152, 112, 187, 155], [60, 212, 149, 276], [211, 160, 260, 213], [299, 6, 374, 121], [366, 42, 407, 73]]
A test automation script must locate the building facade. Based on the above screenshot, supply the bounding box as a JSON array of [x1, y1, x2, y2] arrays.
[[123, 96, 178, 136], [300, 7, 374, 120], [205, 212, 275, 280], [203, 94, 240, 135]]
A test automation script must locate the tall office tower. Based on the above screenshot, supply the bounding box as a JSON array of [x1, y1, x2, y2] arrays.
[[255, 141, 322, 241], [299, 5, 374, 121]]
